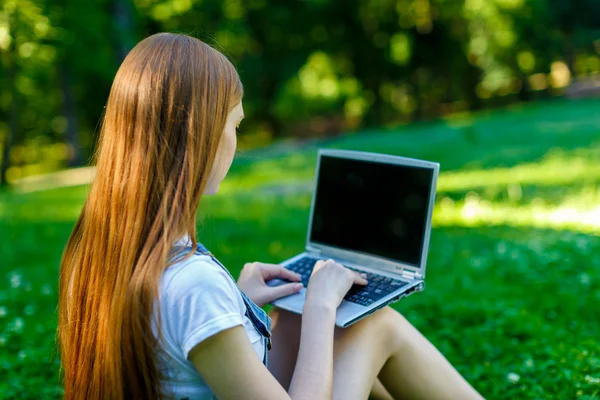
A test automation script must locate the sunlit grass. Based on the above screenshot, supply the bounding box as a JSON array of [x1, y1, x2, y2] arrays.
[[435, 195, 600, 233], [437, 147, 600, 192], [5, 145, 600, 235], [0, 185, 89, 223], [219, 153, 316, 194], [222, 144, 600, 235], [433, 145, 600, 233]]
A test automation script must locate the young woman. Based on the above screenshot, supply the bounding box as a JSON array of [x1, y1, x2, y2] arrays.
[[58, 33, 484, 400]]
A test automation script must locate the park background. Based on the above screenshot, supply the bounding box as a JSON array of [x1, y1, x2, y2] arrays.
[[1, 0, 600, 398]]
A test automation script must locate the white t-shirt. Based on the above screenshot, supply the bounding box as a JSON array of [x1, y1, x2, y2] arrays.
[[153, 250, 266, 400]]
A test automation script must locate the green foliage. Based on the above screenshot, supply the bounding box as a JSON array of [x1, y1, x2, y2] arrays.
[[1, 99, 600, 398], [2, 0, 600, 183]]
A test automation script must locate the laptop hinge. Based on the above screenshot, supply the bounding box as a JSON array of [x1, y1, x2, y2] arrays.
[[306, 246, 321, 254], [400, 269, 416, 280]]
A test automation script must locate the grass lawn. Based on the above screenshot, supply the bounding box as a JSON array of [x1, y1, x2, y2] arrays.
[[1, 98, 600, 399]]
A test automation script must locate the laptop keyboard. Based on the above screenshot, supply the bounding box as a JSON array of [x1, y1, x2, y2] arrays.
[[283, 257, 409, 306]]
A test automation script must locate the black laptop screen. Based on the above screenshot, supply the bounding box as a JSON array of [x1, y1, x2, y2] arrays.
[[309, 155, 434, 267]]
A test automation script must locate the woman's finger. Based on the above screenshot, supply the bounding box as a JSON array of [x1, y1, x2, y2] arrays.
[[352, 271, 368, 286], [263, 282, 304, 304], [259, 263, 302, 282]]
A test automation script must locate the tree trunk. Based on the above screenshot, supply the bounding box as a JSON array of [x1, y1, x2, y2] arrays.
[[564, 31, 575, 77], [260, 76, 283, 138], [61, 64, 82, 167], [244, 9, 284, 139], [340, 1, 387, 127], [112, 0, 135, 63], [1, 47, 17, 186]]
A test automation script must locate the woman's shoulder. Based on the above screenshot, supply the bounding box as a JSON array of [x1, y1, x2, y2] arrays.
[[161, 251, 239, 298], [156, 251, 249, 360]]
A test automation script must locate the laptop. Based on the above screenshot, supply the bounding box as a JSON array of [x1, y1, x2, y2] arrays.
[[267, 149, 439, 328]]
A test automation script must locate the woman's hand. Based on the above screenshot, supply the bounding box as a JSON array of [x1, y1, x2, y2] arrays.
[[237, 262, 304, 307], [305, 259, 368, 310]]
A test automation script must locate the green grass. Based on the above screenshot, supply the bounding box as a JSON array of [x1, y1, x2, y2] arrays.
[[2, 98, 600, 399]]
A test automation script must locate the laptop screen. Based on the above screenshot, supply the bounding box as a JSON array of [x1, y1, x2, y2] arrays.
[[309, 155, 434, 267]]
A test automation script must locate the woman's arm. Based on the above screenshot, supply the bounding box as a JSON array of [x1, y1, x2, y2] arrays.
[[287, 301, 337, 400], [189, 326, 290, 399], [287, 259, 368, 399], [189, 305, 336, 400]]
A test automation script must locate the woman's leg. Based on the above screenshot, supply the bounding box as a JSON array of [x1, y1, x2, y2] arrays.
[[267, 306, 483, 400], [368, 378, 394, 400]]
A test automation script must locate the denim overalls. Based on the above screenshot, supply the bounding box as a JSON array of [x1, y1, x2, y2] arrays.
[[171, 242, 272, 366]]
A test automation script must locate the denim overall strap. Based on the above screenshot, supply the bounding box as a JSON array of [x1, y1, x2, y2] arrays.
[[173, 242, 272, 365]]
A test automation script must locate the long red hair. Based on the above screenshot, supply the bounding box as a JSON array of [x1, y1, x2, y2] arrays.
[[57, 33, 243, 399]]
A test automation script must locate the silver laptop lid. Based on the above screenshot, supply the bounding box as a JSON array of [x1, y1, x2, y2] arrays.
[[305, 149, 439, 280]]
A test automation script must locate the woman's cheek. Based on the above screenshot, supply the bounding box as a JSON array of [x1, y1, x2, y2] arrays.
[[227, 130, 237, 159]]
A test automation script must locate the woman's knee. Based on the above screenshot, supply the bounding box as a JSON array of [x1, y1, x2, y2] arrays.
[[375, 306, 411, 328], [333, 306, 398, 346], [368, 306, 414, 349]]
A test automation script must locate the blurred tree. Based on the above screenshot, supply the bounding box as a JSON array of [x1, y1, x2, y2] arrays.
[[59, 64, 81, 167], [548, 0, 600, 73], [2, 0, 600, 183], [54, 0, 123, 163], [1, 0, 49, 185], [112, 0, 137, 63], [0, 34, 17, 186]]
